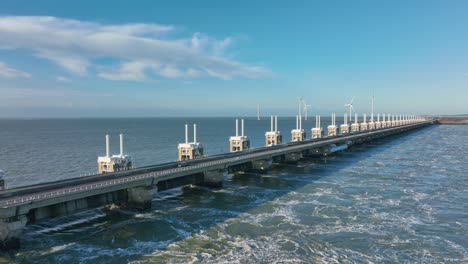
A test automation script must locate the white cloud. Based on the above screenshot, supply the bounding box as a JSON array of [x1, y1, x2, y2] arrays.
[[0, 16, 271, 81], [37, 51, 89, 75], [98, 61, 149, 81], [0, 61, 31, 78], [56, 76, 71, 82]]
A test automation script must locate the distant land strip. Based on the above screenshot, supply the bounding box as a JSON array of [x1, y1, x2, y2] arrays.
[[437, 117, 468, 124]]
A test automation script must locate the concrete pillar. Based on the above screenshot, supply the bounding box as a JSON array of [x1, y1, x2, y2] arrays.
[[202, 170, 225, 188], [307, 147, 327, 157], [0, 215, 27, 250], [127, 186, 157, 210], [285, 152, 303, 162], [252, 159, 273, 171]]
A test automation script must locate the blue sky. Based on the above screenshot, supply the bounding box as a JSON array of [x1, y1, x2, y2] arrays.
[[0, 0, 467, 117]]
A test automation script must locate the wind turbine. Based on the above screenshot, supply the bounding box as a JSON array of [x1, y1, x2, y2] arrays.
[[297, 97, 303, 121], [257, 104, 260, 121], [302, 100, 311, 121], [344, 97, 356, 121]]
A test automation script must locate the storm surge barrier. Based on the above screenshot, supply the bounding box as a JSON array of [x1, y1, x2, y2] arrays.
[[0, 118, 434, 249]]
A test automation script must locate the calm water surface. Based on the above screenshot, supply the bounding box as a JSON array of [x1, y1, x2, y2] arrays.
[[0, 119, 466, 263]]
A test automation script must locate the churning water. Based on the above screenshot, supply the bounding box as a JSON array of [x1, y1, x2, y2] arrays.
[[0, 118, 466, 263]]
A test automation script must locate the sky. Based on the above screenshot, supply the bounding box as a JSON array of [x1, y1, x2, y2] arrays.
[[0, 0, 467, 117]]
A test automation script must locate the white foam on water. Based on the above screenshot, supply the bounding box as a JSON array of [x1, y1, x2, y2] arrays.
[[441, 238, 468, 256], [172, 227, 191, 238], [132, 240, 173, 252], [376, 161, 385, 167], [31, 213, 106, 234], [212, 188, 234, 194], [309, 187, 335, 197], [381, 198, 400, 206], [134, 212, 155, 218], [40, 242, 76, 255], [412, 192, 430, 201], [165, 205, 189, 213], [306, 220, 387, 237]]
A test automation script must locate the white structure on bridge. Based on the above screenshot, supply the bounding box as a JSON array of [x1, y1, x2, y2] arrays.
[[311, 115, 324, 139], [387, 114, 393, 127], [266, 115, 282, 146], [351, 113, 360, 133], [360, 113, 369, 132], [230, 119, 250, 152], [327, 113, 338, 137], [381, 114, 387, 128], [340, 113, 350, 134], [375, 113, 382, 129], [178, 124, 204, 161], [291, 115, 306, 142], [292, 98, 306, 142], [368, 113, 376, 130], [97, 133, 132, 174], [369, 95, 376, 130]]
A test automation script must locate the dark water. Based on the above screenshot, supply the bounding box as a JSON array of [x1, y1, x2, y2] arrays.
[[0, 119, 467, 263]]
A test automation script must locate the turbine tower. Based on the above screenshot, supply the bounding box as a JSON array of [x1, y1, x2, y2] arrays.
[[257, 104, 260, 121], [297, 97, 303, 122], [302, 100, 311, 121], [344, 97, 355, 121]]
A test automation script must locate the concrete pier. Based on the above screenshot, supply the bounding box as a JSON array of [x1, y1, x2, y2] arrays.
[[230, 119, 250, 152], [311, 115, 324, 139], [291, 115, 306, 142], [351, 113, 360, 133], [327, 113, 338, 137], [360, 113, 369, 132], [368, 120, 376, 130], [252, 159, 273, 171], [381, 114, 387, 128], [284, 152, 303, 162], [0, 215, 26, 250], [391, 115, 396, 127], [178, 124, 204, 161], [375, 113, 382, 129], [266, 116, 282, 146], [340, 113, 350, 134], [97, 134, 132, 174], [202, 170, 225, 187], [127, 186, 157, 210]]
